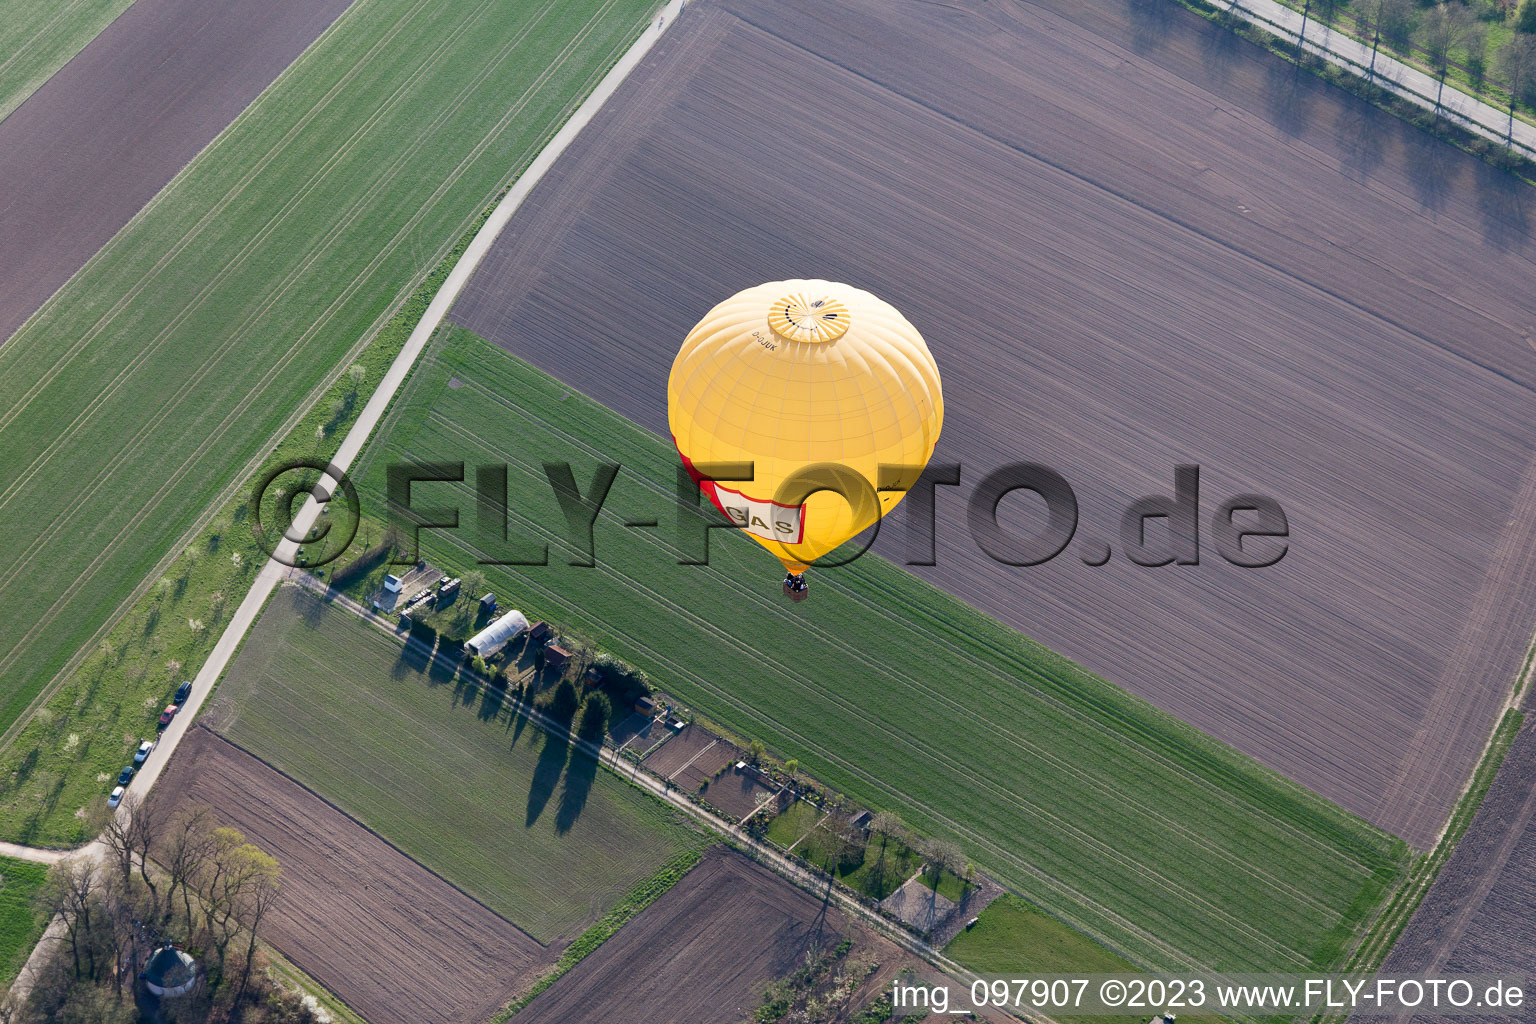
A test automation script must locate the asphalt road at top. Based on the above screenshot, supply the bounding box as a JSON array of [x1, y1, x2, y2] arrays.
[[0, 0, 351, 345], [448, 0, 1536, 847]]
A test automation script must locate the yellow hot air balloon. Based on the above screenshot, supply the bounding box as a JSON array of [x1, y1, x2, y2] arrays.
[[669, 280, 943, 600]]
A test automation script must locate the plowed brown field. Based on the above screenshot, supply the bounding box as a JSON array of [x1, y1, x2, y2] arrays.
[[153, 728, 550, 1024], [515, 846, 910, 1024], [0, 0, 351, 343], [448, 0, 1536, 846]]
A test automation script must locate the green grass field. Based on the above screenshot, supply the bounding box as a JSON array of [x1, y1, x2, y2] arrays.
[[0, 0, 136, 122], [0, 0, 654, 756], [340, 326, 1408, 975], [214, 586, 702, 943], [795, 827, 922, 901], [765, 798, 823, 849], [0, 856, 49, 985], [0, 236, 471, 847]]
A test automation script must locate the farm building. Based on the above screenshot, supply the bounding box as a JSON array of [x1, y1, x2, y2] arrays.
[[464, 609, 530, 659], [142, 945, 197, 998], [544, 645, 570, 673]]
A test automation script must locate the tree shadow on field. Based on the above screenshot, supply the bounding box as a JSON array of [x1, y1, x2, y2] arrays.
[[1264, 61, 1313, 138], [1406, 132, 1461, 215], [478, 683, 505, 723], [509, 692, 530, 747], [1199, 11, 1244, 85], [526, 730, 569, 828], [426, 649, 457, 689], [1124, 0, 1172, 53], [392, 635, 433, 680], [555, 747, 599, 834], [296, 589, 326, 628], [1339, 102, 1389, 181], [1473, 160, 1531, 252]]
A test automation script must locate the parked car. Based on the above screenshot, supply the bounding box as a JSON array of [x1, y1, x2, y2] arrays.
[[175, 680, 192, 703], [108, 786, 125, 809], [133, 740, 154, 765], [117, 765, 136, 787], [157, 704, 179, 729]]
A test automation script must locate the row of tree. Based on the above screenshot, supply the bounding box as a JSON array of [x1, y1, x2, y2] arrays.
[[1290, 0, 1536, 143]]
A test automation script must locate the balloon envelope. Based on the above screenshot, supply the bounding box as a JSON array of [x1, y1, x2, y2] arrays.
[[669, 279, 943, 576]]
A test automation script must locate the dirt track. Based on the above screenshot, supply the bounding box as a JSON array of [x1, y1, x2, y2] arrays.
[[448, 0, 1536, 846], [1380, 718, 1536, 1023], [515, 846, 909, 1024], [153, 728, 549, 1024], [0, 0, 350, 344]]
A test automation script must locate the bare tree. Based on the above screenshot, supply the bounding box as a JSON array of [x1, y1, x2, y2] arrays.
[[194, 828, 280, 985], [233, 858, 281, 1008], [164, 805, 215, 935], [39, 861, 99, 980], [1465, 22, 1489, 90], [1420, 3, 1473, 114], [921, 837, 967, 883], [1380, 0, 1418, 57], [98, 872, 142, 1003], [98, 794, 162, 919], [1359, 0, 1416, 77], [1497, 34, 1536, 143], [868, 811, 908, 855]]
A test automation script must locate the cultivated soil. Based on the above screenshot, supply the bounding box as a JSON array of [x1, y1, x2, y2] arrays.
[[448, 0, 1536, 847], [641, 722, 727, 779], [514, 846, 913, 1024], [1380, 717, 1536, 1023], [152, 728, 550, 1024], [0, 0, 352, 344], [699, 766, 780, 821]]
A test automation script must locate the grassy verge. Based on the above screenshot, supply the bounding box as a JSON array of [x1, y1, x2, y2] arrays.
[[262, 947, 371, 1024], [212, 587, 700, 942], [337, 325, 1408, 974], [0, 0, 655, 758], [489, 844, 708, 1022], [0, 856, 50, 986], [0, 0, 136, 121], [1335, 709, 1525, 978]]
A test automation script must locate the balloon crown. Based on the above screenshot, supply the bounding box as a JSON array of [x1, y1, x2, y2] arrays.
[[767, 292, 850, 344]]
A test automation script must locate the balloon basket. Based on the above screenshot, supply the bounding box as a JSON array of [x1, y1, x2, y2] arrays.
[[782, 573, 809, 602]]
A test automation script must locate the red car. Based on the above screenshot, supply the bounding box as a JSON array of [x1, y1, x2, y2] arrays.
[[157, 704, 179, 729]]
